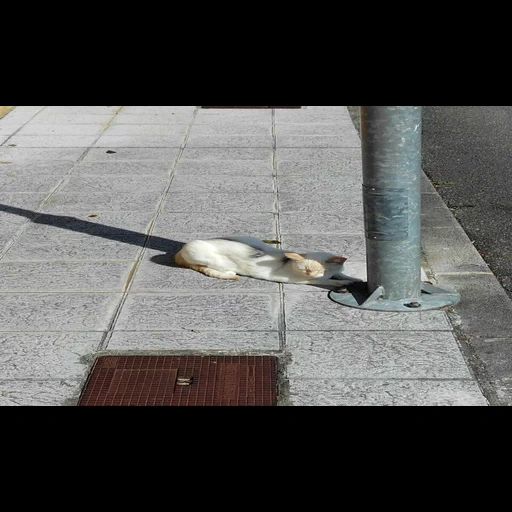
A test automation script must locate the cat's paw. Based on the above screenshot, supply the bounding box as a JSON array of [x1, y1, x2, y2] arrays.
[[222, 271, 240, 280]]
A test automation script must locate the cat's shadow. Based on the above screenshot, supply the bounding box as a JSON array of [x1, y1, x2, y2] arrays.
[[150, 251, 182, 268]]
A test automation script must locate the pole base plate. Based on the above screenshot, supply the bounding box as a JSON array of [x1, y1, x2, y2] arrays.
[[328, 282, 461, 312]]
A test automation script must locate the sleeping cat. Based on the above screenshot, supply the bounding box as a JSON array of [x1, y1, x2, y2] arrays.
[[174, 236, 360, 288]]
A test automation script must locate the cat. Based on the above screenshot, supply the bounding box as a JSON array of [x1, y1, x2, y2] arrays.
[[174, 236, 361, 288]]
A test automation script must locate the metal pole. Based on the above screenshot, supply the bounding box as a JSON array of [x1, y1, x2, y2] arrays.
[[329, 106, 460, 312], [364, 106, 422, 299]]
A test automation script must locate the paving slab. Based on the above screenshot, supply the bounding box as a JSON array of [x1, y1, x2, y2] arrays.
[[0, 293, 122, 331], [284, 292, 452, 331], [276, 124, 357, 136], [0, 261, 134, 292], [0, 174, 65, 193], [275, 113, 352, 124], [162, 193, 275, 213], [276, 134, 361, 148], [115, 293, 281, 331], [286, 331, 471, 380], [42, 191, 164, 212], [196, 110, 272, 120], [28, 114, 115, 125], [0, 147, 85, 161], [120, 106, 196, 114], [108, 330, 280, 352], [0, 379, 83, 406], [278, 174, 362, 193], [277, 156, 362, 176], [169, 174, 274, 194], [112, 114, 194, 125], [151, 212, 277, 238], [93, 134, 185, 148], [0, 332, 103, 379], [0, 161, 77, 175], [186, 135, 274, 148], [82, 147, 180, 162], [0, 125, 19, 136], [276, 148, 363, 161], [60, 174, 170, 194], [180, 147, 272, 161], [0, 106, 44, 124], [0, 193, 49, 209], [278, 192, 363, 212], [41, 106, 120, 114], [7, 135, 100, 147], [175, 159, 273, 176], [190, 124, 272, 136], [279, 210, 364, 234], [280, 234, 367, 261], [103, 124, 189, 136], [0, 210, 33, 233], [23, 211, 156, 236], [2, 231, 146, 261], [73, 160, 172, 175], [288, 379, 488, 406], [16, 124, 104, 136], [192, 116, 271, 125]]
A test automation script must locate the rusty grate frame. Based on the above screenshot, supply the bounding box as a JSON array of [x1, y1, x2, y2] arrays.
[[200, 106, 302, 109], [78, 355, 279, 407]]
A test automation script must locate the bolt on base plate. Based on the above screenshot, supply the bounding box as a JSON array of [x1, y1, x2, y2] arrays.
[[328, 282, 461, 312]]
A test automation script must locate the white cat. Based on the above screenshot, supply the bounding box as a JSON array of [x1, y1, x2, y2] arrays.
[[174, 236, 360, 288]]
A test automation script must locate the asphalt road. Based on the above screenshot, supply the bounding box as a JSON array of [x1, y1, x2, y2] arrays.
[[421, 106, 512, 299]]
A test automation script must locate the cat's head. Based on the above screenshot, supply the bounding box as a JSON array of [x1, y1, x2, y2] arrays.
[[285, 252, 347, 278]]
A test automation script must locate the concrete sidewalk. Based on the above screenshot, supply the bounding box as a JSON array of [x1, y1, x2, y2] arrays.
[[0, 105, 489, 406]]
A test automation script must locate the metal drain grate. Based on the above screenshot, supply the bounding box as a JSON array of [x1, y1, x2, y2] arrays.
[[200, 106, 302, 109], [78, 355, 279, 406]]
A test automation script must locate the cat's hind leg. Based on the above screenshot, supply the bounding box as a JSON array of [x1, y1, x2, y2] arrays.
[[174, 252, 238, 280], [190, 265, 240, 280], [174, 245, 239, 280]]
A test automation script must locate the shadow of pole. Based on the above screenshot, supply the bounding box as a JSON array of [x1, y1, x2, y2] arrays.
[[0, 203, 184, 265]]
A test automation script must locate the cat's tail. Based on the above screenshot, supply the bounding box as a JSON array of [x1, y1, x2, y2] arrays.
[[174, 249, 188, 268], [217, 236, 282, 255]]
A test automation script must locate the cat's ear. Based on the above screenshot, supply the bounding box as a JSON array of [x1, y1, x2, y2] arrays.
[[284, 252, 305, 262], [326, 256, 347, 264]]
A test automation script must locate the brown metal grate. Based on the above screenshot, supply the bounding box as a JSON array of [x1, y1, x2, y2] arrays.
[[200, 106, 302, 109], [78, 355, 278, 406]]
